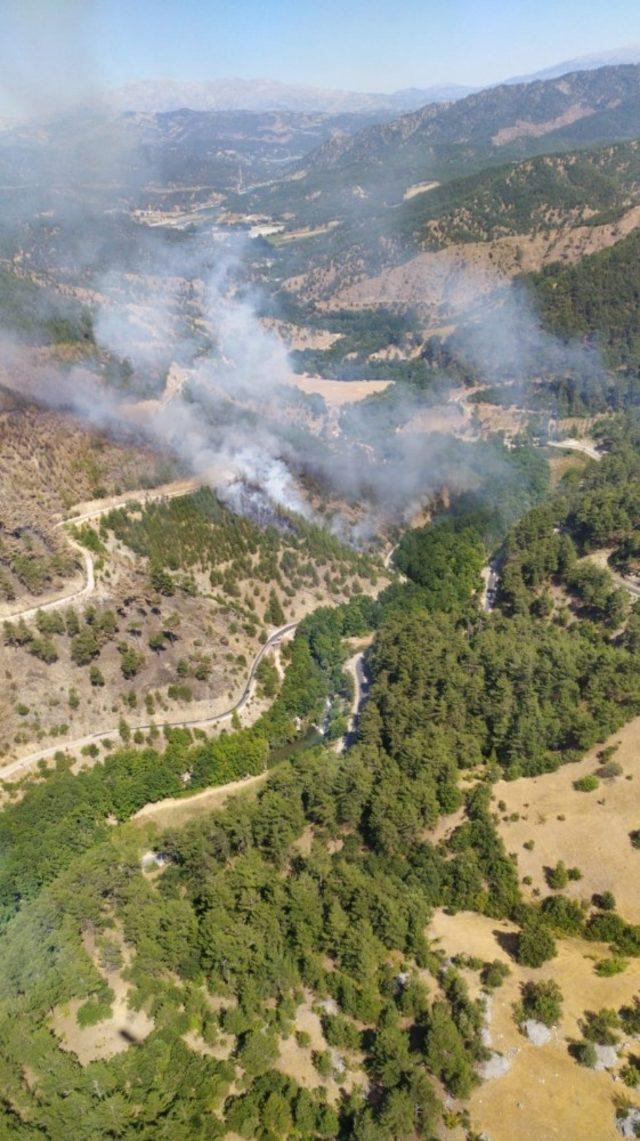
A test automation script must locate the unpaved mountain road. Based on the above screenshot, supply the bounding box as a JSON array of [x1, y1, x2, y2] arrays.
[[0, 477, 200, 624], [0, 620, 297, 782], [547, 438, 602, 462], [334, 649, 370, 753]]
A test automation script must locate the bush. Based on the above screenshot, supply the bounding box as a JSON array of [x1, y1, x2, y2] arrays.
[[575, 1039, 598, 1068], [481, 960, 511, 990], [573, 775, 599, 792], [518, 979, 563, 1027], [71, 627, 100, 665], [582, 1008, 620, 1045], [540, 894, 584, 935], [312, 1049, 333, 1079], [517, 921, 557, 968], [118, 643, 145, 679], [76, 989, 114, 1027], [620, 1061, 640, 1089], [546, 861, 569, 889], [594, 891, 616, 911], [598, 761, 623, 779], [595, 958, 627, 977]]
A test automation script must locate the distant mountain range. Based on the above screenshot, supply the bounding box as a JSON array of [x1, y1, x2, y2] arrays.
[[108, 78, 475, 116], [107, 46, 640, 118], [505, 44, 640, 85]]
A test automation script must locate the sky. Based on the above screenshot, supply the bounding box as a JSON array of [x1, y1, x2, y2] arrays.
[[2, 0, 640, 111]]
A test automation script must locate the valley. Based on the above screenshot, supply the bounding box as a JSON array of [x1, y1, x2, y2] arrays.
[[1, 27, 640, 1141]]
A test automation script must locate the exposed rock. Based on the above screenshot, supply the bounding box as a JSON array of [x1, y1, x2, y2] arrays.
[[617, 1107, 640, 1137], [593, 1043, 618, 1071], [478, 1051, 511, 1080], [524, 1020, 552, 1046]]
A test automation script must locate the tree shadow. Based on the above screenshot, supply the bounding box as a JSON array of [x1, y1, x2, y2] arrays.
[[492, 928, 519, 961]]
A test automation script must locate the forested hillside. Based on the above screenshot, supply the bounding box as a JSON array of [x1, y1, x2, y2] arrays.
[[4, 419, 640, 1136], [529, 227, 640, 367]]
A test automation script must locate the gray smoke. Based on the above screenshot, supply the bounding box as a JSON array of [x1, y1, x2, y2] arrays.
[[0, 10, 609, 540]]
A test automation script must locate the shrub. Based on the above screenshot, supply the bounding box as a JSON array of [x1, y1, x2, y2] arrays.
[[621, 1000, 640, 1036], [540, 894, 584, 935], [598, 761, 623, 779], [595, 958, 627, 977], [517, 921, 556, 968], [582, 1008, 620, 1045], [481, 960, 511, 990], [70, 627, 100, 665], [620, 1061, 640, 1089], [594, 891, 616, 911], [546, 861, 569, 889], [518, 979, 563, 1028], [312, 1049, 333, 1079], [575, 1040, 598, 1068], [118, 643, 145, 679], [150, 565, 175, 595], [573, 775, 599, 792], [76, 988, 114, 1027]]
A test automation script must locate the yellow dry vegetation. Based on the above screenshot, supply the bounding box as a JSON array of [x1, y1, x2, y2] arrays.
[[494, 715, 640, 922], [132, 771, 268, 830], [289, 373, 392, 407], [430, 910, 640, 1141], [275, 992, 366, 1104]]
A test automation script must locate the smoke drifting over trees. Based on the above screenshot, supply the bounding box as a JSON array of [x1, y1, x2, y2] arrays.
[[0, 5, 609, 535]]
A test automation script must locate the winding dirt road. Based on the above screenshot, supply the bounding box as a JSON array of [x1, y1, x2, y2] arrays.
[[334, 649, 370, 753], [1, 620, 297, 781], [1, 478, 200, 624], [0, 476, 302, 782]]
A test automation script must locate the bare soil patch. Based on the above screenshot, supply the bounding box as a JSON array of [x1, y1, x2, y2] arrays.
[[50, 924, 154, 1065], [289, 374, 392, 407]]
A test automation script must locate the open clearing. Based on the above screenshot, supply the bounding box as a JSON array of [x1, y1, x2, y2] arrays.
[[50, 924, 153, 1065], [494, 715, 640, 922], [276, 991, 366, 1103], [431, 910, 640, 1141], [289, 373, 392, 406], [133, 769, 268, 830]]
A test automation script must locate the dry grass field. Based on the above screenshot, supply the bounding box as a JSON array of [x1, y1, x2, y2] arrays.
[[289, 373, 392, 407], [494, 716, 640, 922], [50, 923, 154, 1065], [431, 910, 640, 1141]]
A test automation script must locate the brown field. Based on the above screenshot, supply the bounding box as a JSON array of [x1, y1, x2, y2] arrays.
[[430, 910, 640, 1141], [289, 373, 392, 407], [546, 449, 589, 487], [493, 716, 640, 922]]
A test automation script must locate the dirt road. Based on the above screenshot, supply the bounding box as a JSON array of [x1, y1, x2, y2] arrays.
[[547, 437, 602, 462], [1, 478, 200, 623], [0, 620, 297, 782]]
